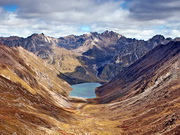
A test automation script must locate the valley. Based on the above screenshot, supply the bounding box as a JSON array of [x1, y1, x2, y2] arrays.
[[0, 32, 179, 135]]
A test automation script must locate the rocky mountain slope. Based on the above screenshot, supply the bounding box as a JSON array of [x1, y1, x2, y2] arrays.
[[95, 41, 180, 103], [0, 40, 179, 134], [83, 41, 180, 134], [76, 39, 180, 134], [0, 31, 176, 84], [0, 45, 75, 134]]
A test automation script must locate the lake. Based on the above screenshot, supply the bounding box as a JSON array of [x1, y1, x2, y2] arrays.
[[70, 83, 101, 98]]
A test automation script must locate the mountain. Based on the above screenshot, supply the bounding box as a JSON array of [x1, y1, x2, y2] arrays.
[[0, 34, 101, 84], [58, 31, 172, 81], [84, 41, 180, 134], [0, 45, 78, 134], [95, 41, 180, 103], [0, 31, 174, 84], [59, 31, 122, 52], [78, 34, 171, 80], [0, 40, 179, 134]]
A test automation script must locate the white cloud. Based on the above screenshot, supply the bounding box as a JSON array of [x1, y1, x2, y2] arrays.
[[0, 0, 179, 40]]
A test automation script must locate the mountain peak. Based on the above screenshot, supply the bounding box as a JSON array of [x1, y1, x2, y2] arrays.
[[28, 33, 46, 38], [102, 30, 117, 35], [100, 30, 122, 39], [151, 34, 165, 40]]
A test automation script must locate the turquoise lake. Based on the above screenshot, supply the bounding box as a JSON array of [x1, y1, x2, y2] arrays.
[[70, 83, 101, 98]]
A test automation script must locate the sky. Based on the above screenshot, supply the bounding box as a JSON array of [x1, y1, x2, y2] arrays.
[[0, 0, 180, 40]]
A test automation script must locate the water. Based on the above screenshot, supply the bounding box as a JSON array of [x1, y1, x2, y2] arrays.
[[70, 83, 101, 98]]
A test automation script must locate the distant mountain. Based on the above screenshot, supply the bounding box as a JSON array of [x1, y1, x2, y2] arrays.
[[0, 33, 60, 58], [0, 31, 176, 84], [72, 33, 171, 80], [58, 31, 122, 51], [57, 31, 173, 81]]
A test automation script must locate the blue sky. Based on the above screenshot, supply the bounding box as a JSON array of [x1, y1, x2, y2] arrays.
[[0, 0, 179, 39], [120, 0, 132, 9], [3, 5, 18, 12], [80, 26, 91, 32]]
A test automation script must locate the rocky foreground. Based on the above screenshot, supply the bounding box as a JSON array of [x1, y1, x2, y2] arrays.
[[0, 41, 179, 134]]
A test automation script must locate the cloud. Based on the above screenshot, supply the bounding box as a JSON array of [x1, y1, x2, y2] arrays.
[[0, 0, 179, 40], [129, 0, 180, 20]]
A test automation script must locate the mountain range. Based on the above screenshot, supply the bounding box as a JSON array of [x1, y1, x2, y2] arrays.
[[1, 31, 179, 84], [0, 31, 179, 134]]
